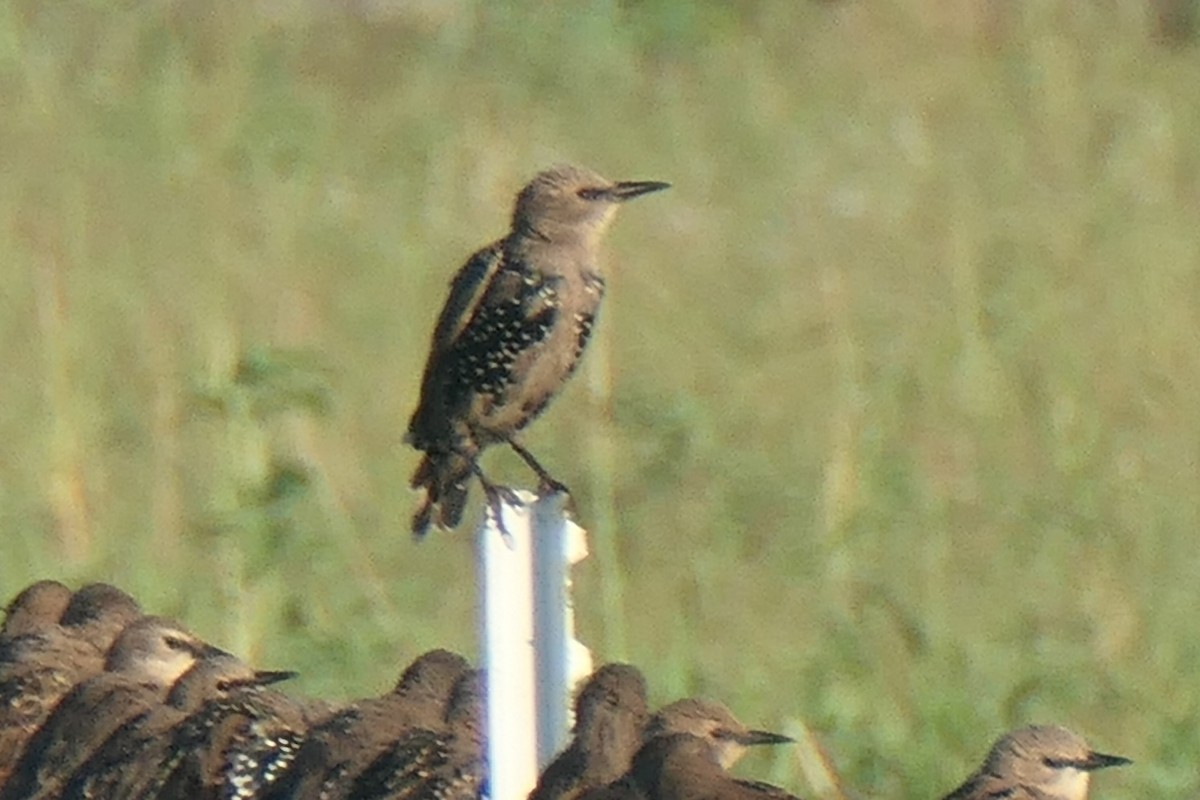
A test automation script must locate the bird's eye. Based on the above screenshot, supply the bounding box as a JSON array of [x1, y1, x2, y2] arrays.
[[164, 636, 190, 651], [577, 187, 606, 201], [1043, 758, 1070, 769]]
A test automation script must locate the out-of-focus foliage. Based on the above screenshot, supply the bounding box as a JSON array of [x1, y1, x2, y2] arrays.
[[1, 1, 1196, 796]]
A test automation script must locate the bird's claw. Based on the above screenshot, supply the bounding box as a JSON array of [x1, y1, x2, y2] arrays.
[[481, 482, 524, 547], [536, 476, 571, 498]]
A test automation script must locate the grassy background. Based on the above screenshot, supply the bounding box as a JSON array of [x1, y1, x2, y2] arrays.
[[1, 0, 1198, 796]]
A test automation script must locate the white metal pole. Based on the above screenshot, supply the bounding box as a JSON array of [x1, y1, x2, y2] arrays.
[[479, 492, 594, 800], [532, 493, 592, 767], [478, 493, 539, 800]]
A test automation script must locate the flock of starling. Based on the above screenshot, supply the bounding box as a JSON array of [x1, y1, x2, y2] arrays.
[[0, 167, 1132, 799], [398, 164, 1132, 800], [0, 580, 1130, 800]]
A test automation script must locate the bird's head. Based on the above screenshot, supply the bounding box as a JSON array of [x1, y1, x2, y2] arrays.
[[512, 163, 669, 246], [644, 698, 792, 770], [103, 615, 227, 685], [985, 725, 1130, 800], [165, 652, 296, 710]]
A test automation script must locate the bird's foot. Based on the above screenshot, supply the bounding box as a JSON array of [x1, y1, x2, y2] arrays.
[[506, 439, 572, 505], [474, 468, 524, 546], [536, 474, 571, 499]]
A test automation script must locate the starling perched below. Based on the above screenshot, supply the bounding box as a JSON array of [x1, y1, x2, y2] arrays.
[[578, 699, 794, 800], [529, 664, 649, 800], [57, 582, 145, 653], [642, 699, 792, 770], [940, 725, 1130, 800], [263, 648, 471, 800], [621, 733, 802, 800], [406, 164, 669, 538], [215, 688, 332, 800], [146, 660, 320, 800], [0, 581, 72, 640], [348, 668, 486, 800], [56, 652, 295, 800], [0, 615, 222, 800], [0, 583, 142, 786]]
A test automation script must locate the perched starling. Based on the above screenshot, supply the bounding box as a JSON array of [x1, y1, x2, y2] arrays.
[[215, 690, 332, 800], [348, 668, 486, 800], [263, 648, 470, 800], [148, 669, 322, 800], [57, 583, 144, 654], [643, 699, 792, 770], [406, 164, 669, 538], [0, 582, 72, 640], [621, 733, 802, 800], [941, 725, 1130, 800], [529, 664, 649, 800], [0, 615, 222, 800], [579, 699, 795, 800], [0, 584, 142, 785], [57, 652, 295, 800]]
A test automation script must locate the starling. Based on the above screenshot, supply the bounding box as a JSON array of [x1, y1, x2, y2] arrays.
[[622, 733, 802, 800], [348, 668, 486, 800], [406, 164, 669, 538], [0, 581, 72, 640], [263, 648, 471, 800], [529, 664, 649, 800], [148, 668, 321, 800], [643, 699, 793, 770], [57, 652, 295, 800], [57, 582, 144, 654], [215, 689, 331, 800], [578, 699, 795, 800], [940, 725, 1130, 800], [0, 584, 142, 786], [0, 615, 222, 800]]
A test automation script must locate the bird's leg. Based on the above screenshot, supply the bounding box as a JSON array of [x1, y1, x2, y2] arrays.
[[505, 439, 571, 497], [471, 463, 523, 545], [504, 439, 578, 519]]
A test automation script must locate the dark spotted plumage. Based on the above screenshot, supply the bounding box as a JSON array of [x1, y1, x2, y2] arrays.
[[347, 670, 485, 800], [261, 650, 470, 800], [406, 164, 668, 538], [145, 682, 311, 800], [223, 723, 306, 799], [442, 255, 561, 400], [56, 653, 294, 800], [0, 616, 215, 800]]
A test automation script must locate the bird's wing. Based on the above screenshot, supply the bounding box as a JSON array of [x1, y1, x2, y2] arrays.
[[428, 243, 505, 358], [407, 240, 562, 448]]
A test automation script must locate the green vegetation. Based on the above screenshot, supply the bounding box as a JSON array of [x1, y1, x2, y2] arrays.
[[1, 1, 1197, 796]]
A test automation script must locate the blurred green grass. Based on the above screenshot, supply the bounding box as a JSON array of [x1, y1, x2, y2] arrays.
[[1, 0, 1199, 796]]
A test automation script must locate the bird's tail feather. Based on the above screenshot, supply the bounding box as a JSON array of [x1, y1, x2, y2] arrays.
[[410, 451, 474, 539]]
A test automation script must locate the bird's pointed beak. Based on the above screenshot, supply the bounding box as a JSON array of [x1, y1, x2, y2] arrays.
[[252, 671, 298, 690], [1081, 751, 1132, 771], [736, 729, 794, 747], [219, 669, 298, 692], [608, 180, 671, 201], [249, 669, 299, 687]]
